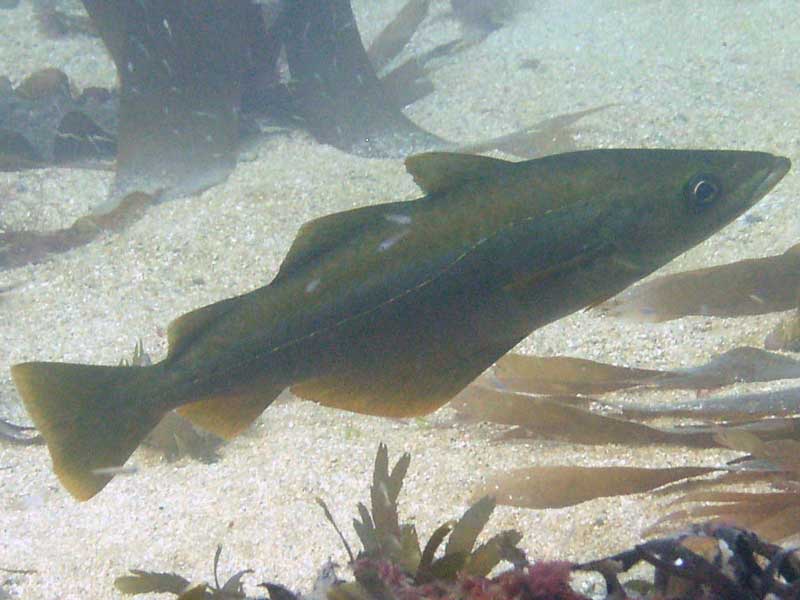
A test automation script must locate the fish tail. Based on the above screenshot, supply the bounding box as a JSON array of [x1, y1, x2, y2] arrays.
[[11, 361, 168, 501]]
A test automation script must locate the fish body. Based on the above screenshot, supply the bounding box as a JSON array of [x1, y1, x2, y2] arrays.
[[12, 148, 790, 499]]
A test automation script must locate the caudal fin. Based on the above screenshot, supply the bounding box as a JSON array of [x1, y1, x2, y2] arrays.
[[11, 361, 166, 501]]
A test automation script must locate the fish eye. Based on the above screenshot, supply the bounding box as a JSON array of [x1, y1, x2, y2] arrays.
[[684, 173, 721, 211]]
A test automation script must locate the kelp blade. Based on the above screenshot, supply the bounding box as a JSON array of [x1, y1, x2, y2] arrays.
[[599, 244, 800, 322], [452, 385, 719, 447], [475, 465, 717, 509], [82, 1, 248, 205]]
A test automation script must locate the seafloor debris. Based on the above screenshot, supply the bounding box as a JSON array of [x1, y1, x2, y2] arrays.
[[115, 545, 251, 599], [0, 67, 117, 169], [119, 340, 225, 463], [577, 522, 800, 600], [0, 418, 42, 446], [31, 0, 95, 38], [599, 242, 800, 322], [450, 0, 523, 34], [0, 190, 153, 270], [113, 445, 800, 600], [765, 304, 800, 351]]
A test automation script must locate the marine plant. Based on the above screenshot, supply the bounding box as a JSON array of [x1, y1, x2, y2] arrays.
[[112, 444, 800, 600]]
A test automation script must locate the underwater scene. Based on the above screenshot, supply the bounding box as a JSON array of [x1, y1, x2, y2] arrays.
[[1, 0, 799, 598]]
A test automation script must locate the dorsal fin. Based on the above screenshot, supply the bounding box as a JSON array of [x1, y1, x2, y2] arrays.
[[276, 202, 408, 279], [404, 152, 513, 195], [784, 242, 800, 256], [166, 296, 241, 360]]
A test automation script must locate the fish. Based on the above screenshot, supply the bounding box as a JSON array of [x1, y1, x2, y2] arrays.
[[11, 148, 790, 500]]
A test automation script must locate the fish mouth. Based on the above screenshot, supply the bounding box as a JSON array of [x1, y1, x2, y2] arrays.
[[751, 155, 791, 203]]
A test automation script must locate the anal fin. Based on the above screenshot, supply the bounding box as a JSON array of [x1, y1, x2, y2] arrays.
[[177, 378, 282, 439], [291, 377, 450, 418]]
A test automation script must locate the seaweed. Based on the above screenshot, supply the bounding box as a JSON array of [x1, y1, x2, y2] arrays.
[[450, 0, 522, 35], [491, 346, 800, 396], [576, 523, 800, 600], [451, 384, 721, 447], [367, 0, 431, 73], [454, 105, 613, 159], [3, 1, 607, 208], [474, 465, 719, 510], [0, 190, 153, 270], [491, 353, 663, 395], [455, 381, 800, 538], [318, 444, 524, 584], [277, 0, 443, 157], [81, 1, 250, 203], [598, 243, 800, 322], [144, 412, 224, 464], [452, 339, 800, 524], [112, 444, 800, 599], [646, 429, 800, 543], [115, 545, 252, 599]]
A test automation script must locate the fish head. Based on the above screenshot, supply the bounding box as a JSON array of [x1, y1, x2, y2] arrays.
[[596, 149, 790, 268]]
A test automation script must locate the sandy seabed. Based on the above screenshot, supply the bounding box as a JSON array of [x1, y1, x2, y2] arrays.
[[1, 1, 799, 598]]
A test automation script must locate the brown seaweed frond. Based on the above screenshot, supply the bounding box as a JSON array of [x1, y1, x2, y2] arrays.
[[597, 243, 800, 322], [117, 339, 152, 367], [453, 341, 800, 518], [115, 545, 252, 599], [0, 190, 153, 270], [646, 429, 800, 543], [490, 346, 800, 397], [318, 443, 524, 585]]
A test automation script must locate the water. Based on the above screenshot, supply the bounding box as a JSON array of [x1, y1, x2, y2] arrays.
[[0, 1, 797, 597]]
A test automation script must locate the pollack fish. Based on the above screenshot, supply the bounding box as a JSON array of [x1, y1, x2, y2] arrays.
[[12, 148, 790, 500]]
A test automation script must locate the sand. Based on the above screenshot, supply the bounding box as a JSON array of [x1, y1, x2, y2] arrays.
[[1, 0, 799, 598]]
